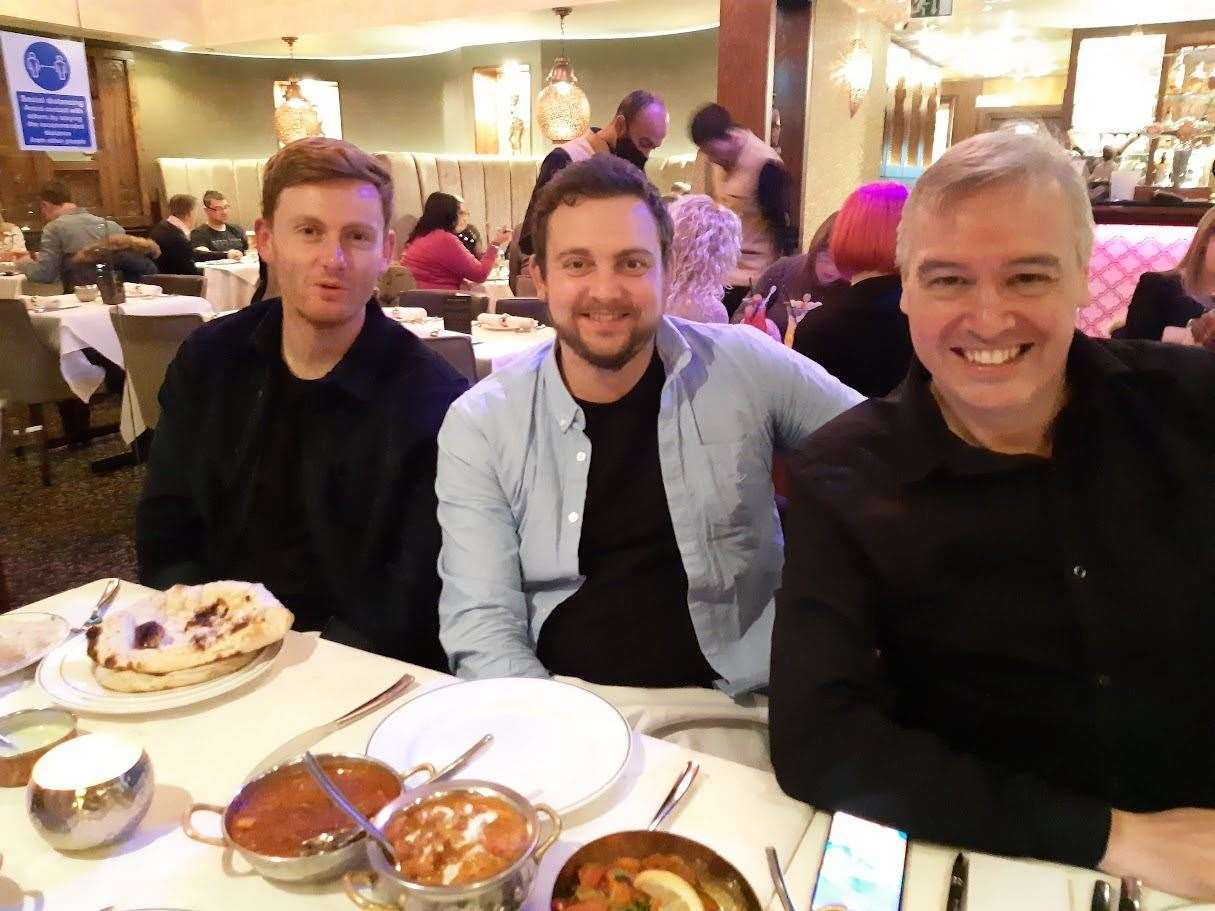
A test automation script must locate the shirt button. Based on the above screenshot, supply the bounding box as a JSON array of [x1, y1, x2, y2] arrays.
[[1095, 674, 1112, 687], [1072, 565, 1087, 579], [567, 512, 579, 523], [576, 451, 587, 462]]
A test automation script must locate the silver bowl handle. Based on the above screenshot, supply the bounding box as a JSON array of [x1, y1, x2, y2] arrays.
[[344, 870, 397, 909], [182, 803, 227, 848]]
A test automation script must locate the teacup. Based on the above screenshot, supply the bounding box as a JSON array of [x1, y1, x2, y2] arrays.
[[74, 284, 99, 302], [27, 732, 154, 850]]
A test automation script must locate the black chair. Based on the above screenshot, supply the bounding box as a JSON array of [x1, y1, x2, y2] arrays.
[[420, 335, 478, 384], [496, 297, 549, 324], [143, 273, 205, 297]]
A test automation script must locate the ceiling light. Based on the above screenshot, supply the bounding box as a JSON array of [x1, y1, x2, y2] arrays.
[[536, 7, 590, 143], [154, 40, 189, 52], [834, 38, 873, 117], [273, 37, 323, 147]]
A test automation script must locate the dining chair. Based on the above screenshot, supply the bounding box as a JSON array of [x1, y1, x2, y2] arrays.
[[515, 274, 538, 297], [420, 335, 478, 385], [0, 298, 77, 486], [396, 291, 488, 334], [496, 297, 549, 324], [0, 546, 10, 613], [144, 273, 205, 297], [108, 311, 205, 435]]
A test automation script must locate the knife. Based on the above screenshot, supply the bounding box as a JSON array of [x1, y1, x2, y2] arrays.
[[1117, 877, 1141, 911], [945, 852, 968, 911], [1091, 880, 1111, 911]]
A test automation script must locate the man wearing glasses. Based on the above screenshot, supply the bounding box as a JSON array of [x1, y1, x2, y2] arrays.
[[191, 190, 249, 258]]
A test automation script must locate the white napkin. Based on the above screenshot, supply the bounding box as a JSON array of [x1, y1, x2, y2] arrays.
[[391, 306, 428, 323], [477, 312, 537, 331], [124, 283, 164, 297]]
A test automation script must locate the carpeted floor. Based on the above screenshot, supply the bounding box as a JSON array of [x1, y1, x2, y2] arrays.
[[1, 394, 142, 608]]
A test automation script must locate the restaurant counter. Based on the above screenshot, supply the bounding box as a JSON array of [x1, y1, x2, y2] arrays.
[[1081, 201, 1210, 337]]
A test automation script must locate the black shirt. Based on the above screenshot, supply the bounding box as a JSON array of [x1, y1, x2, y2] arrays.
[[771, 332, 1215, 870], [189, 223, 248, 255], [137, 300, 469, 669], [792, 274, 911, 397], [148, 220, 225, 276], [537, 352, 717, 688], [1114, 271, 1210, 341]]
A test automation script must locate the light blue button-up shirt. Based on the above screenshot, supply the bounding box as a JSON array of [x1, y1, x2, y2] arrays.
[[436, 317, 864, 695]]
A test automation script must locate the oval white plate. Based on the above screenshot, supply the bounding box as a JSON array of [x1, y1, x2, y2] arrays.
[[366, 677, 632, 814], [0, 612, 70, 677], [36, 636, 282, 715]]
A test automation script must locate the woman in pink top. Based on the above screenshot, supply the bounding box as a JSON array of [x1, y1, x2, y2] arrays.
[[401, 192, 512, 290]]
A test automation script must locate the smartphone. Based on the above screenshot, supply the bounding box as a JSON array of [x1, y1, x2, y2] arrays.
[[810, 812, 909, 911]]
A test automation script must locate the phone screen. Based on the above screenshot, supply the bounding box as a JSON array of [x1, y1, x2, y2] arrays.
[[810, 812, 908, 911]]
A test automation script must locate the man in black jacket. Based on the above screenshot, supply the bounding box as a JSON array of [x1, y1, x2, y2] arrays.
[[772, 130, 1215, 900], [148, 193, 229, 276], [137, 138, 469, 669]]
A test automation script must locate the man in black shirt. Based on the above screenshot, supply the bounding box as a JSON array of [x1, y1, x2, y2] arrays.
[[148, 193, 229, 275], [138, 138, 468, 669], [771, 130, 1215, 899], [190, 190, 249, 255]]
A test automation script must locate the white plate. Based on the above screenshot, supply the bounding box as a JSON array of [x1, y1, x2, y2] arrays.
[[0, 612, 70, 677], [476, 322, 537, 333], [36, 636, 282, 715], [366, 677, 631, 814]]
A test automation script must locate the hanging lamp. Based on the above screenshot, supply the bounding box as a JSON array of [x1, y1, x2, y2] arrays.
[[273, 37, 322, 146], [535, 7, 590, 143]]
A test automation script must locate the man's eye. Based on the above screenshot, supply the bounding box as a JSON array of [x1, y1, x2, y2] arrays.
[[563, 258, 590, 273], [620, 257, 650, 274], [927, 275, 966, 288], [298, 225, 320, 237]]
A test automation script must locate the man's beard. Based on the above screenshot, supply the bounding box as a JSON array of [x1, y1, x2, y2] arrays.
[[613, 135, 650, 171], [553, 308, 655, 371]]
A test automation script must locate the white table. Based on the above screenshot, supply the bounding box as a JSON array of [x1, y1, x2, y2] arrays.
[[465, 278, 513, 311], [202, 256, 260, 312], [27, 294, 212, 442], [388, 310, 556, 380], [0, 580, 816, 911], [0, 272, 24, 298]]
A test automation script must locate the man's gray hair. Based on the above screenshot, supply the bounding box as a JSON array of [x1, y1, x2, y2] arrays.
[[896, 129, 1094, 270]]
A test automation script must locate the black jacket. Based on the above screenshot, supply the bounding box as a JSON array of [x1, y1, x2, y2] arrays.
[[137, 299, 469, 669], [148, 220, 224, 276], [1114, 270, 1207, 341], [792, 274, 910, 397]]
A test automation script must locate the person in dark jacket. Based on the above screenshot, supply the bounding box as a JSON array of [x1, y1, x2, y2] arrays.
[[148, 194, 228, 276], [1115, 206, 1215, 341], [137, 138, 468, 669], [791, 182, 911, 397]]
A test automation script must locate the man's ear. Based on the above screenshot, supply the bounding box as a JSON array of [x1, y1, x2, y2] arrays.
[[529, 254, 548, 299], [254, 218, 273, 263]]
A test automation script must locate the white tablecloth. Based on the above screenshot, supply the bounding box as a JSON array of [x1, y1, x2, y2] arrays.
[[202, 257, 259, 312], [0, 272, 24, 298], [0, 580, 815, 911], [465, 278, 513, 311], [390, 312, 554, 380]]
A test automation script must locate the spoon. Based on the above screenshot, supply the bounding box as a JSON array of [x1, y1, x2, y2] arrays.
[[647, 760, 699, 831], [0, 732, 13, 749], [766, 846, 797, 911], [299, 734, 493, 856], [302, 751, 397, 865]]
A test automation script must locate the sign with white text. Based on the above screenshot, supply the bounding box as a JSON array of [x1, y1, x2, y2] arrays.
[[1, 31, 96, 152]]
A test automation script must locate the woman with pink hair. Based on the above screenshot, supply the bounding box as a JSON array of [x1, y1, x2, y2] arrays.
[[793, 181, 911, 397], [665, 194, 741, 323]]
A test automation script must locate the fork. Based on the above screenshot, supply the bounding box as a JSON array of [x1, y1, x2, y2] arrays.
[[71, 579, 121, 635]]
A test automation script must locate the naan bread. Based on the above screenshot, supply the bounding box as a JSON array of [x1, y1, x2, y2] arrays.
[[86, 581, 293, 675], [93, 649, 261, 692]]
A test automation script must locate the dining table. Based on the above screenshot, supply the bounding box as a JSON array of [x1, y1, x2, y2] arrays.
[[25, 293, 213, 442], [202, 255, 260, 312], [388, 309, 557, 379], [0, 579, 1199, 910]]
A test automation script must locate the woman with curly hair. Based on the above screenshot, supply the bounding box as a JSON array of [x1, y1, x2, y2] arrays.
[[664, 194, 740, 323]]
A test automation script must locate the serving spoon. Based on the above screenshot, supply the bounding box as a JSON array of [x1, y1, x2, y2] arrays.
[[302, 751, 398, 865]]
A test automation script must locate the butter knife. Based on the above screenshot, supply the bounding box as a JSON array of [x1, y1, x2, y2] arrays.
[[1091, 880, 1111, 911], [1117, 877, 1141, 911], [244, 672, 415, 782]]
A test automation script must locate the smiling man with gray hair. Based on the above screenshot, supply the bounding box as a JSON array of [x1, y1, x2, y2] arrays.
[[770, 129, 1215, 899]]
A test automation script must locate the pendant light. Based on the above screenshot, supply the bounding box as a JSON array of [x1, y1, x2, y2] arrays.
[[273, 37, 322, 146], [535, 7, 590, 143]]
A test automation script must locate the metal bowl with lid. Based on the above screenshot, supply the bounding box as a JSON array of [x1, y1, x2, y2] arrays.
[[343, 778, 561, 910], [183, 752, 435, 884]]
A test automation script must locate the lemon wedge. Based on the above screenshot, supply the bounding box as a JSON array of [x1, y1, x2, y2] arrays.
[[698, 880, 740, 911], [633, 870, 705, 911]]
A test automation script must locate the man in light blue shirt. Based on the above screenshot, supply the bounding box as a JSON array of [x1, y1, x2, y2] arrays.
[[436, 156, 861, 764]]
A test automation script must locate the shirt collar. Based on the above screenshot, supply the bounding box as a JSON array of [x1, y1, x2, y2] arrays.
[[541, 315, 694, 433], [166, 216, 190, 237], [250, 299, 398, 402], [889, 330, 1131, 483]]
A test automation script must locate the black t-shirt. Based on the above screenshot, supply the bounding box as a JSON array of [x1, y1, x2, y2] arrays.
[[227, 359, 329, 630], [536, 352, 717, 688], [190, 223, 248, 254]]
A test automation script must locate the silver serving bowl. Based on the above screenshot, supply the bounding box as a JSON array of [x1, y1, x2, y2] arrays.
[[343, 779, 561, 911], [183, 752, 434, 885], [26, 733, 154, 851]]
